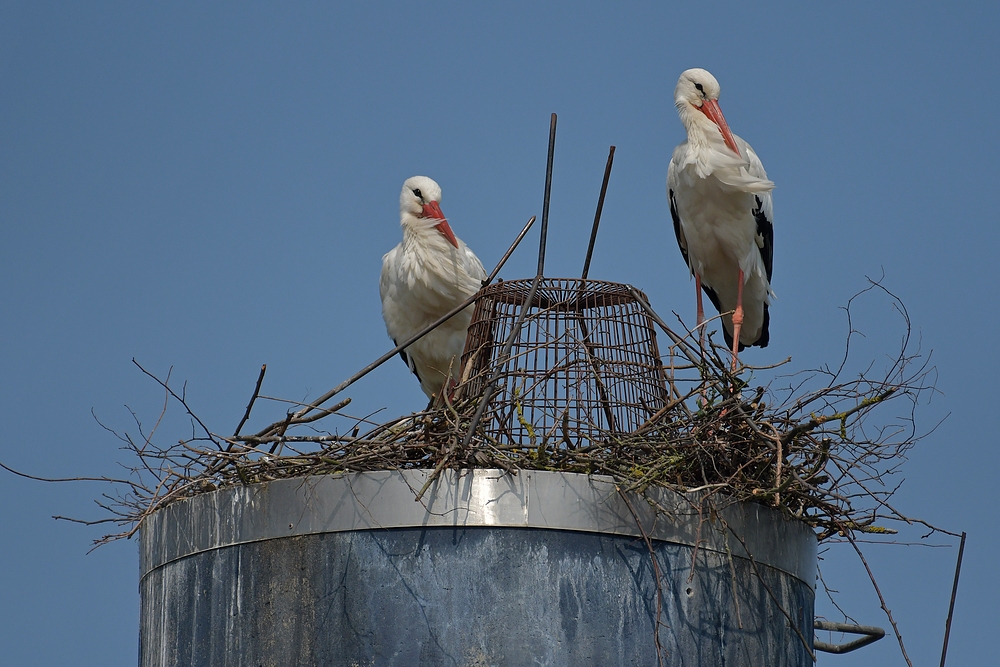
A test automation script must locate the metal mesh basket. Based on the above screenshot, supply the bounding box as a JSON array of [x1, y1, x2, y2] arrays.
[[460, 278, 670, 446]]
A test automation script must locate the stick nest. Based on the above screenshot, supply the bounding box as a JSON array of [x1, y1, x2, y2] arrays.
[[78, 280, 940, 548]]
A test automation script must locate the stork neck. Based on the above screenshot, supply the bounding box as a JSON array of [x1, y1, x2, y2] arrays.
[[400, 213, 458, 252], [679, 104, 726, 152]]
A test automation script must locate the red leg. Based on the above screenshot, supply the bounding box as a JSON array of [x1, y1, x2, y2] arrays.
[[731, 269, 745, 372], [695, 273, 706, 350]]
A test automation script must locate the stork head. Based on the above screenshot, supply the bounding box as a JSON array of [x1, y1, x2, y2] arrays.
[[674, 68, 741, 156], [400, 175, 459, 248]]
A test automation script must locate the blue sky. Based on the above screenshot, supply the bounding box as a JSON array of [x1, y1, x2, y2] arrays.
[[2, 2, 997, 664]]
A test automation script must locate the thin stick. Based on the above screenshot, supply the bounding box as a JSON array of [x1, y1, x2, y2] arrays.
[[485, 215, 538, 287], [282, 397, 352, 427], [581, 145, 615, 280], [573, 145, 618, 430], [843, 528, 914, 667], [233, 364, 266, 439], [457, 114, 557, 454], [253, 215, 536, 438], [133, 359, 221, 449], [628, 287, 703, 367], [537, 113, 556, 277], [939, 531, 967, 667], [0, 461, 132, 486]]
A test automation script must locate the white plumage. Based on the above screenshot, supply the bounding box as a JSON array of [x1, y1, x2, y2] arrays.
[[380, 176, 486, 399], [667, 68, 775, 367]]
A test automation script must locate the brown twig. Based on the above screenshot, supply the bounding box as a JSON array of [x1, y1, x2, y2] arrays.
[[233, 364, 267, 439], [841, 524, 914, 667], [939, 531, 967, 667]]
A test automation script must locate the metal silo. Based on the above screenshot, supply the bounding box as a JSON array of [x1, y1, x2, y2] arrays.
[[139, 469, 816, 666]]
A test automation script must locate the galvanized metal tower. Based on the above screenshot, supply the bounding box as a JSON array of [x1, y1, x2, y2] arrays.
[[139, 469, 816, 666]]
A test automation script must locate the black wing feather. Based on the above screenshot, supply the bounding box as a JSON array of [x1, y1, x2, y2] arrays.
[[755, 305, 770, 349], [395, 341, 423, 385], [749, 195, 773, 349], [753, 195, 773, 283], [669, 189, 691, 270]]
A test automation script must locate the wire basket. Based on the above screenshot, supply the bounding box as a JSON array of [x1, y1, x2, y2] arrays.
[[460, 278, 671, 446]]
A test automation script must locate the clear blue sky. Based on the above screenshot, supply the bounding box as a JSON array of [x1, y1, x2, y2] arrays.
[[2, 2, 997, 664]]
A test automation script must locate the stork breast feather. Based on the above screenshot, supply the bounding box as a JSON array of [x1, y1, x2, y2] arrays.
[[713, 165, 774, 193]]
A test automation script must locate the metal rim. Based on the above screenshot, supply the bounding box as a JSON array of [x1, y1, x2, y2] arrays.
[[139, 469, 816, 586]]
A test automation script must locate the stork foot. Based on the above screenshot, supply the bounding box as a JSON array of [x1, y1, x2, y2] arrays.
[[730, 312, 743, 372]]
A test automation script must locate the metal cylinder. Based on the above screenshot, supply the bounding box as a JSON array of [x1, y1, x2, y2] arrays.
[[139, 470, 816, 666]]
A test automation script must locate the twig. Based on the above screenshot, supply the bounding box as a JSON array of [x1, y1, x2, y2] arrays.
[[939, 531, 967, 667], [132, 359, 221, 449], [842, 525, 914, 667], [581, 145, 615, 280], [781, 388, 897, 445], [0, 461, 133, 486], [233, 364, 267, 439], [628, 287, 702, 367]]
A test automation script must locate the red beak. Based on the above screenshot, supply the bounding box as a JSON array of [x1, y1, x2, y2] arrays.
[[698, 99, 741, 157], [422, 201, 459, 248]]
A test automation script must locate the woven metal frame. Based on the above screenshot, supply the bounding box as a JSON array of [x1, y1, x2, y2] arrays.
[[461, 279, 670, 446]]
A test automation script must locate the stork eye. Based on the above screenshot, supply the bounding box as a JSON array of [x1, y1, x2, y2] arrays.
[[694, 83, 704, 93], [412, 188, 423, 199]]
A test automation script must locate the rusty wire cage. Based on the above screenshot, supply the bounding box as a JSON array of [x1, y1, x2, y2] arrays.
[[460, 278, 671, 447]]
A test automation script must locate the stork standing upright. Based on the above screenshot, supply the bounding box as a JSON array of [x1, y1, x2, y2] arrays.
[[380, 175, 487, 400], [667, 68, 775, 371]]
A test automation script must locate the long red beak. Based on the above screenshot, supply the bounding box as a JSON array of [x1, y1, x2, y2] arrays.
[[422, 201, 459, 248], [698, 99, 741, 157]]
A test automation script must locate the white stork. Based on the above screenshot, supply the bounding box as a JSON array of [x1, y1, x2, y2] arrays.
[[667, 68, 775, 370], [380, 175, 487, 400]]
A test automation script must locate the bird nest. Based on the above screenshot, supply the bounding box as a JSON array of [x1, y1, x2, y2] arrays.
[[37, 279, 942, 552]]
